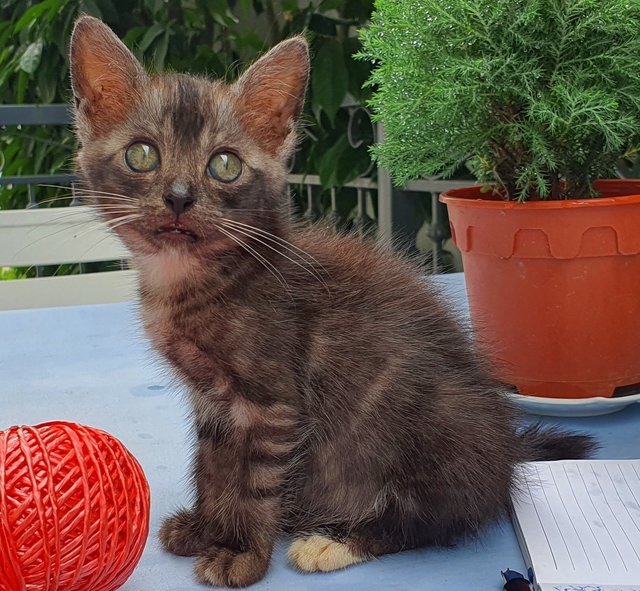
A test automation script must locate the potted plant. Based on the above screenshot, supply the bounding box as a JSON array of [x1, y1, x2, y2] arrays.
[[359, 0, 640, 400]]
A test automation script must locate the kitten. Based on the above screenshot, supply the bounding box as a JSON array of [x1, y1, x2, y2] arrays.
[[70, 16, 596, 588]]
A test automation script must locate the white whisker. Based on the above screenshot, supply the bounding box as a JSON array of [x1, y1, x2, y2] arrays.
[[27, 196, 76, 207], [216, 225, 291, 294], [71, 214, 141, 240], [220, 221, 328, 290], [23, 214, 97, 243], [108, 215, 142, 230], [23, 204, 138, 235], [33, 193, 138, 208], [38, 184, 139, 202], [11, 213, 138, 266], [221, 217, 327, 272], [74, 220, 140, 260], [90, 205, 140, 214], [79, 195, 139, 204]]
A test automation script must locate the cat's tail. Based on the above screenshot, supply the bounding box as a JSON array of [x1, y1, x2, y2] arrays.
[[518, 423, 598, 461]]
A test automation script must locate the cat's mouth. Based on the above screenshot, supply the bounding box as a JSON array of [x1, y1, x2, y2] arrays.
[[155, 222, 199, 242]]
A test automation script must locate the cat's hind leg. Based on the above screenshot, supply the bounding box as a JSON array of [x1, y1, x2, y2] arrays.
[[288, 519, 414, 573], [288, 502, 453, 573], [288, 534, 369, 572]]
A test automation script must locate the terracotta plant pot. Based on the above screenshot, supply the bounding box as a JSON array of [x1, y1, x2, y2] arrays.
[[440, 179, 640, 399]]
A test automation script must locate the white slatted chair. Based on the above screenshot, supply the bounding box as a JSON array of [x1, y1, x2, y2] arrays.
[[0, 206, 137, 310]]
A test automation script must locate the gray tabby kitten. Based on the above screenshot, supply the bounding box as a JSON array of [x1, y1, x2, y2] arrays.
[[69, 16, 595, 588]]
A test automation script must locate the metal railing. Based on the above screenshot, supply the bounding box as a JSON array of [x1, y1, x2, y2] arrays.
[[0, 103, 471, 273]]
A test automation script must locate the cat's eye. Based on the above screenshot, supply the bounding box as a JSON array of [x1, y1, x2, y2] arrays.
[[207, 152, 242, 182], [125, 142, 160, 172]]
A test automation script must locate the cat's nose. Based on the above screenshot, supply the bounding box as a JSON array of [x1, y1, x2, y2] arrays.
[[163, 193, 196, 215]]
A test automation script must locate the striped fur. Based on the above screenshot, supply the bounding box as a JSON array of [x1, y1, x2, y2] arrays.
[[71, 17, 596, 588]]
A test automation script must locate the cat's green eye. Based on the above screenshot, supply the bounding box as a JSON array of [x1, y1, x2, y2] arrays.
[[207, 152, 242, 182], [125, 142, 160, 172]]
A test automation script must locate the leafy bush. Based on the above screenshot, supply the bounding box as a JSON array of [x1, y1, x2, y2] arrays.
[[359, 0, 640, 200], [0, 0, 374, 209]]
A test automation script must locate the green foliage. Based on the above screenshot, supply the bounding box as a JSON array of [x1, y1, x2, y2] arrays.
[[0, 266, 25, 280], [359, 0, 640, 200], [0, 0, 374, 210]]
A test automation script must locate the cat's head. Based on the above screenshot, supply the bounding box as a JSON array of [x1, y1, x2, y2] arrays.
[[70, 16, 308, 259]]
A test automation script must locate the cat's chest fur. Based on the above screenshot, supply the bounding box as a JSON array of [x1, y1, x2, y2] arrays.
[[141, 292, 225, 387], [137, 253, 234, 385], [136, 252, 287, 399]]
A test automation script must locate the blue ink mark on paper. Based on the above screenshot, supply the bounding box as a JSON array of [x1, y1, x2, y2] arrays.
[[553, 586, 604, 591]]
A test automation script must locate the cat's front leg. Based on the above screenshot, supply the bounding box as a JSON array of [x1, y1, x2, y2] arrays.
[[162, 399, 298, 588]]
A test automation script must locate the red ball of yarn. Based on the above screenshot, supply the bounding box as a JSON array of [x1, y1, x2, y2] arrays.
[[0, 421, 150, 591]]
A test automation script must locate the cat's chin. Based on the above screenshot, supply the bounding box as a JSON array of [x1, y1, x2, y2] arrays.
[[143, 232, 235, 260]]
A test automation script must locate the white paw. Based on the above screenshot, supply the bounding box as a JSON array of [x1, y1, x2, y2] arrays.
[[288, 535, 366, 573]]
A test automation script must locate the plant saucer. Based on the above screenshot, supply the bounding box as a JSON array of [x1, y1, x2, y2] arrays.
[[508, 391, 640, 417]]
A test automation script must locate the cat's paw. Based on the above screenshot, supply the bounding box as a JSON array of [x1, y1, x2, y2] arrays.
[[159, 508, 208, 557], [195, 546, 269, 588], [288, 535, 365, 572]]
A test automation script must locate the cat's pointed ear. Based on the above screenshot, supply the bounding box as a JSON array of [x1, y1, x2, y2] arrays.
[[234, 37, 309, 155], [70, 16, 147, 139]]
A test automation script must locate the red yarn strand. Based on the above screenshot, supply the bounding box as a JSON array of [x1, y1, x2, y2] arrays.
[[61, 423, 94, 590], [32, 426, 63, 590], [76, 425, 110, 591], [100, 437, 133, 591], [0, 430, 25, 591], [17, 428, 53, 588]]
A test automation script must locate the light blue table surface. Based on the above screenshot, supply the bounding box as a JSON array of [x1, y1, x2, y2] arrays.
[[1, 273, 639, 590]]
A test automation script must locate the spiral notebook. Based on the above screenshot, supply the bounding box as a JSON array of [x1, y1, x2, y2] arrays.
[[512, 460, 640, 591]]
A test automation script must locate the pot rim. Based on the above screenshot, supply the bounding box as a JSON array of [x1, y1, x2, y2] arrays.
[[439, 179, 640, 210]]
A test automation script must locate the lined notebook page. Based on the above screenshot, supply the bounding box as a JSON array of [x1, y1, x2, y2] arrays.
[[512, 460, 640, 591]]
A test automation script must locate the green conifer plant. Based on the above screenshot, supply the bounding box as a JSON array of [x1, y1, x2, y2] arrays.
[[359, 0, 640, 201]]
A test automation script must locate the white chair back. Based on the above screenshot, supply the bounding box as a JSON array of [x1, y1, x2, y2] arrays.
[[0, 206, 136, 310]]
